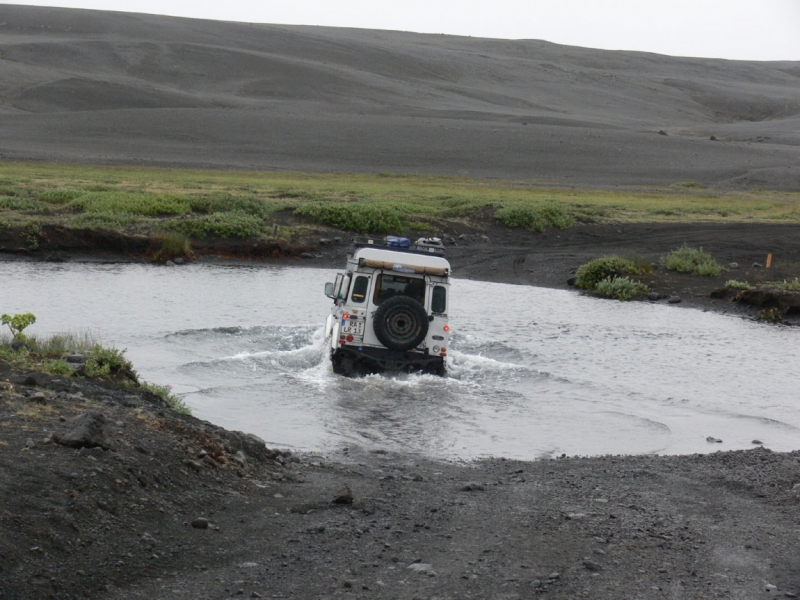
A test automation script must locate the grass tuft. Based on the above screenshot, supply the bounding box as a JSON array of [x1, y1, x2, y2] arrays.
[[140, 381, 192, 415], [594, 276, 650, 300], [660, 245, 722, 277]]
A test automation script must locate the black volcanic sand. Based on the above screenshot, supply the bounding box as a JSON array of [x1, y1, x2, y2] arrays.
[[1, 6, 799, 189], [1, 365, 800, 600]]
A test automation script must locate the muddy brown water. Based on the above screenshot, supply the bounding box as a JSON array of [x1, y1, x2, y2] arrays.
[[1, 261, 798, 458]]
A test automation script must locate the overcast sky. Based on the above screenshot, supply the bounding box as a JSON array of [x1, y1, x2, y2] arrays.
[[4, 0, 800, 61]]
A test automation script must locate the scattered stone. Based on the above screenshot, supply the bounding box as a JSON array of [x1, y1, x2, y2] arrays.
[[24, 438, 35, 449], [173, 257, 184, 265], [458, 234, 467, 240], [319, 238, 332, 245], [64, 354, 85, 364], [785, 592, 797, 598], [566, 512, 586, 520], [333, 237, 343, 244], [706, 436, 723, 443], [753, 262, 763, 268], [647, 292, 661, 301], [791, 483, 800, 498], [251, 593, 262, 598], [407, 563, 435, 574], [165, 260, 175, 266], [766, 583, 778, 592], [668, 296, 682, 304], [752, 440, 763, 445], [729, 262, 739, 269], [583, 559, 602, 571], [460, 482, 485, 492], [480, 235, 490, 242], [53, 412, 114, 450], [342, 581, 353, 589], [658, 130, 668, 135], [333, 486, 353, 504], [28, 392, 48, 404], [300, 252, 315, 260], [567, 277, 577, 286], [191, 517, 209, 529], [232, 450, 248, 468], [548, 572, 560, 580], [710, 135, 717, 141]]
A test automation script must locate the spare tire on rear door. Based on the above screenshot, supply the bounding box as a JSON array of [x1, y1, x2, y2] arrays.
[[373, 295, 429, 351]]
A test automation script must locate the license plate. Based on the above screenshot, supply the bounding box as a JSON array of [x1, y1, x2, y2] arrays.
[[341, 320, 364, 336]]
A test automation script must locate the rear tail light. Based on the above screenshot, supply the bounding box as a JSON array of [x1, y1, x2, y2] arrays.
[[346, 335, 354, 342]]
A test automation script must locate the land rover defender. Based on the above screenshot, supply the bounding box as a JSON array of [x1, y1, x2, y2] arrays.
[[324, 236, 451, 376]]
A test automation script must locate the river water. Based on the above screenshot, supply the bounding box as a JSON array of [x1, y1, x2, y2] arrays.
[[1, 261, 798, 460]]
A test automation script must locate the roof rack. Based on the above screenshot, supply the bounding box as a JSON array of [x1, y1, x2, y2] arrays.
[[352, 236, 446, 257]]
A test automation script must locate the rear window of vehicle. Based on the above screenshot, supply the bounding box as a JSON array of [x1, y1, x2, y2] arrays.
[[351, 276, 369, 303], [431, 285, 447, 313], [373, 274, 425, 305]]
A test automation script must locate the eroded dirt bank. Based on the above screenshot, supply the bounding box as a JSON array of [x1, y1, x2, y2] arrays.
[[2, 363, 800, 599]]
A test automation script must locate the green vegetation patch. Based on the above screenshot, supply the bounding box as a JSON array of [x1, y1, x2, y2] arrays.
[[188, 193, 287, 219], [575, 255, 651, 301], [70, 192, 191, 216], [575, 255, 643, 290], [494, 203, 575, 231], [660, 245, 722, 277], [140, 381, 191, 415], [595, 276, 650, 300], [294, 202, 406, 233], [775, 277, 800, 291], [161, 212, 263, 239], [0, 197, 51, 212]]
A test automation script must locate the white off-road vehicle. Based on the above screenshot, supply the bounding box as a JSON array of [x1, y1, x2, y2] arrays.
[[324, 236, 451, 376]]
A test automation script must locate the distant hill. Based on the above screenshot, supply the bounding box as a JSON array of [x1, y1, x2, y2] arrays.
[[1, 5, 798, 189]]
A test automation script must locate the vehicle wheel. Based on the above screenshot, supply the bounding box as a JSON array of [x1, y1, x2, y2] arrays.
[[373, 295, 429, 352]]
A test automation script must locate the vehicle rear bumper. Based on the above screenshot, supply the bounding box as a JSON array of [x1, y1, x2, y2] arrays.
[[332, 345, 445, 374]]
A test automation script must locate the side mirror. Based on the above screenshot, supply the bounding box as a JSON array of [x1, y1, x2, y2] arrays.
[[324, 282, 335, 298]]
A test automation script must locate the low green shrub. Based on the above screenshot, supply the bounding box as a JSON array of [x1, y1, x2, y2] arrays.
[[161, 212, 263, 239], [39, 189, 84, 204], [660, 245, 722, 277], [70, 192, 191, 216], [188, 193, 287, 218], [725, 280, 754, 290], [575, 256, 638, 290], [294, 202, 405, 233], [69, 212, 142, 230], [776, 277, 800, 291], [45, 359, 74, 377], [494, 203, 575, 231], [594, 276, 650, 300], [0, 197, 50, 212], [84, 345, 136, 381], [140, 381, 191, 415]]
